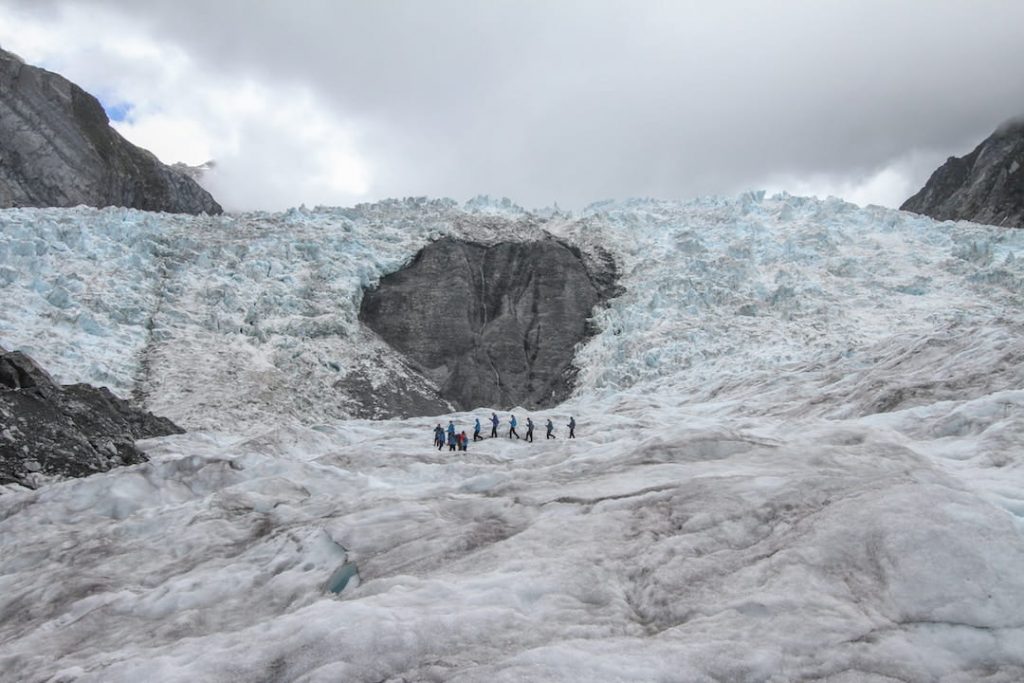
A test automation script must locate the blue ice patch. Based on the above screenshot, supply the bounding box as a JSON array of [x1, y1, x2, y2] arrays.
[[325, 561, 360, 594]]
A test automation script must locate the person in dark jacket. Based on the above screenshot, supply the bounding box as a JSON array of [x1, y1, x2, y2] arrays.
[[473, 418, 483, 441], [546, 418, 556, 439], [490, 412, 499, 438], [567, 416, 576, 439], [525, 417, 534, 442], [434, 424, 444, 450], [508, 414, 520, 439]]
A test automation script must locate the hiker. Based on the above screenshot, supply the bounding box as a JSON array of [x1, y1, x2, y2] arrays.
[[460, 431, 469, 451], [490, 412, 499, 438], [447, 420, 456, 444], [525, 417, 534, 442], [508, 414, 520, 439], [567, 416, 576, 439], [449, 429, 458, 451], [433, 424, 444, 450], [473, 417, 483, 441], [546, 418, 556, 439]]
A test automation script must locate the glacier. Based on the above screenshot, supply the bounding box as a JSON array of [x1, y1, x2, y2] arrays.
[[2, 193, 1024, 681]]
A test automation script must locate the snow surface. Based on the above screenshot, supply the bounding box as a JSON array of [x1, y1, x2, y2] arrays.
[[2, 194, 1024, 680]]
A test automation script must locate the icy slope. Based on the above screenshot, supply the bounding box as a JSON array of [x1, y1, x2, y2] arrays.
[[2, 194, 1023, 430], [2, 194, 1024, 680], [2, 393, 1024, 681], [563, 194, 1024, 413]]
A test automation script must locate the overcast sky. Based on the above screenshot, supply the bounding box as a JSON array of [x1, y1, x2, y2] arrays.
[[2, 0, 1023, 212]]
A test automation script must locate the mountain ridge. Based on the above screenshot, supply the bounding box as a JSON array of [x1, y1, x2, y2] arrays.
[[0, 47, 222, 215], [901, 118, 1024, 228]]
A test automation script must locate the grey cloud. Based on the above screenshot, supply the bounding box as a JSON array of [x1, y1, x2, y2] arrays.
[[8, 0, 1024, 208]]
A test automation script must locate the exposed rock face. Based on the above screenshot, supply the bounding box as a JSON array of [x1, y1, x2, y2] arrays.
[[359, 237, 618, 412], [902, 119, 1024, 228], [0, 346, 183, 489], [0, 48, 222, 215], [333, 347, 453, 420]]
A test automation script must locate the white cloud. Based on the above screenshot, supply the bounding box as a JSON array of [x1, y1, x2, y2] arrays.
[[758, 150, 948, 209], [2, 1, 1023, 211]]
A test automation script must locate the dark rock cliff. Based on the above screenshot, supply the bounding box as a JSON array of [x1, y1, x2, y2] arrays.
[[359, 237, 619, 412], [0, 48, 222, 215], [0, 346, 183, 489], [901, 119, 1024, 228]]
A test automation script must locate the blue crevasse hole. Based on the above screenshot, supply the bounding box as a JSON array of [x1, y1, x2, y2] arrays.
[[325, 561, 360, 594]]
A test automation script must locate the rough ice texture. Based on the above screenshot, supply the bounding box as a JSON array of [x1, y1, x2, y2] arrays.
[[2, 193, 1021, 431], [0, 347, 182, 488], [2, 194, 1024, 679], [360, 236, 619, 412], [0, 48, 221, 215], [2, 396, 1024, 681], [902, 118, 1024, 228]]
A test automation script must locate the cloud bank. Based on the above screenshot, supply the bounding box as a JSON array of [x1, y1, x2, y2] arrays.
[[2, 0, 1023, 211]]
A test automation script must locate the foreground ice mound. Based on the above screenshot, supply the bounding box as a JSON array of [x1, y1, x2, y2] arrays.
[[2, 395, 1024, 681]]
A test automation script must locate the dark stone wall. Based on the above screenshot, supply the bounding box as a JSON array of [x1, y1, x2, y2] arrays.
[[902, 119, 1024, 228], [359, 237, 617, 412], [0, 346, 183, 489], [0, 48, 222, 215]]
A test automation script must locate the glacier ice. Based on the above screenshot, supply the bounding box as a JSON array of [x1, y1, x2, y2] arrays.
[[1, 194, 1022, 430], [1, 193, 1024, 680]]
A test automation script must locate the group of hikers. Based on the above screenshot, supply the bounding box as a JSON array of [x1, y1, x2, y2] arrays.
[[433, 413, 577, 451]]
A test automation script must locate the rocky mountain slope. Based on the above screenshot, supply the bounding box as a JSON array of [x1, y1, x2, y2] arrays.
[[902, 118, 1024, 228], [0, 48, 221, 215], [0, 345, 182, 489]]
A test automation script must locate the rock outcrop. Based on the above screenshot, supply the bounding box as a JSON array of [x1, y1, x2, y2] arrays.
[[901, 119, 1024, 228], [333, 347, 453, 420], [0, 48, 222, 215], [0, 346, 183, 489], [359, 237, 619, 412]]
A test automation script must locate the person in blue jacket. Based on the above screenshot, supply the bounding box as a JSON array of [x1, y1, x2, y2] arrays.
[[473, 417, 483, 441], [448, 429, 458, 451], [433, 424, 444, 450], [490, 412, 499, 438], [508, 414, 520, 439], [546, 418, 556, 439], [447, 421, 457, 451], [525, 417, 534, 442]]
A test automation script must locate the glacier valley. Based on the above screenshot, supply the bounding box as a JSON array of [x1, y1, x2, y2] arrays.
[[2, 193, 1024, 681]]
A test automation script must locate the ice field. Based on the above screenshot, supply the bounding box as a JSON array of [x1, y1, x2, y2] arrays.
[[2, 194, 1024, 680]]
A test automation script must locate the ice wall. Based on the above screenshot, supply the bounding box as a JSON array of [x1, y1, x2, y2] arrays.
[[1, 193, 1022, 429]]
